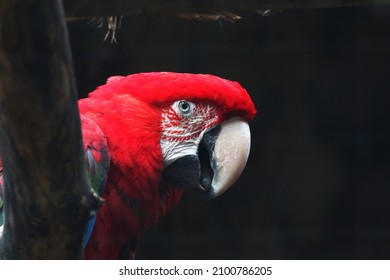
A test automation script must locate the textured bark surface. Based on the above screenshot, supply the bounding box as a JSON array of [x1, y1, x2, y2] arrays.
[[63, 0, 390, 18], [0, 0, 99, 259]]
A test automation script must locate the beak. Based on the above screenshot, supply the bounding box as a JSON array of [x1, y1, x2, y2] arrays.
[[162, 117, 251, 198], [206, 118, 251, 198]]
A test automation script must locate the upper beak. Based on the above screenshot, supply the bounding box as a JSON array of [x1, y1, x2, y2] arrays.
[[206, 118, 251, 198], [162, 117, 251, 198]]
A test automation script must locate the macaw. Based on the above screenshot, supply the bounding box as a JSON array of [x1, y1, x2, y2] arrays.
[[0, 72, 256, 259]]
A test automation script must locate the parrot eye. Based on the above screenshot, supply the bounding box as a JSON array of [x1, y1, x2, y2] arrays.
[[175, 100, 194, 116]]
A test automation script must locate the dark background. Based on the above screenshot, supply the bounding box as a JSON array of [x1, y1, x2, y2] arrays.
[[68, 5, 390, 259]]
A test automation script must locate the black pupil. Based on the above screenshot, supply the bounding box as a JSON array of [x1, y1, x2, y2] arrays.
[[180, 101, 189, 112]]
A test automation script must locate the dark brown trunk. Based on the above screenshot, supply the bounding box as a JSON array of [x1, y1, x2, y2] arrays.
[[0, 0, 99, 259]]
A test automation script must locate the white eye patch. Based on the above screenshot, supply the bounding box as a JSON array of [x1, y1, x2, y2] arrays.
[[160, 102, 219, 167]]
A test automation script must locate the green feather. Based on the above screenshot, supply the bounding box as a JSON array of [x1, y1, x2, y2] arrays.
[[85, 149, 108, 195]]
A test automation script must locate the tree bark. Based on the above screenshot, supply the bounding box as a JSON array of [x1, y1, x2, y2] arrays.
[[0, 0, 99, 259], [63, 0, 390, 18]]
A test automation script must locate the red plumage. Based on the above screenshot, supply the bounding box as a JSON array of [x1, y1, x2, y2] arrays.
[[79, 89, 169, 259], [78, 72, 255, 259]]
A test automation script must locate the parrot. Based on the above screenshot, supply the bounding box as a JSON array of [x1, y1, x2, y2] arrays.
[[0, 72, 256, 259]]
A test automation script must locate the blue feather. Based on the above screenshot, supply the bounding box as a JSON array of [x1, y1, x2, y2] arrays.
[[83, 215, 97, 248]]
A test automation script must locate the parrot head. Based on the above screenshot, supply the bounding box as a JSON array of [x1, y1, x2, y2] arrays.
[[90, 72, 256, 200], [157, 81, 255, 198]]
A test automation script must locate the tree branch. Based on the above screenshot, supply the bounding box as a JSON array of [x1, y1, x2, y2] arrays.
[[0, 0, 99, 259], [63, 0, 390, 18]]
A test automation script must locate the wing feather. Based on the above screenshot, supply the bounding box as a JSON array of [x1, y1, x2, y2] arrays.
[[80, 115, 110, 247]]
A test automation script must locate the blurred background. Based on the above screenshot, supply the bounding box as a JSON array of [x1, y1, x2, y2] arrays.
[[68, 5, 390, 259]]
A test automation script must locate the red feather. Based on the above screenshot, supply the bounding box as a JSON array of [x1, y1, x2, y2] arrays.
[[90, 72, 256, 121], [80, 94, 172, 259], [80, 72, 255, 259]]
